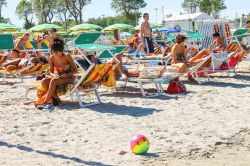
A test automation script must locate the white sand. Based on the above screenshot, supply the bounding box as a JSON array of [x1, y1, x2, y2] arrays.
[[0, 62, 250, 166]]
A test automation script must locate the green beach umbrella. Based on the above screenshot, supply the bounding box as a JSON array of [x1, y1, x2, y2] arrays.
[[103, 24, 133, 32], [29, 24, 63, 32], [69, 23, 103, 31], [150, 23, 163, 29], [0, 23, 18, 32], [186, 31, 204, 41], [134, 23, 163, 31]]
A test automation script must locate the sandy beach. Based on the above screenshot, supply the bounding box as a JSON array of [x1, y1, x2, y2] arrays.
[[0, 62, 250, 166]]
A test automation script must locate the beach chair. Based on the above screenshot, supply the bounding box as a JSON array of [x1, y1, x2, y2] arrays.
[[202, 50, 247, 78], [71, 32, 120, 68], [122, 55, 174, 97], [162, 53, 213, 85], [227, 29, 249, 50], [65, 60, 114, 107], [0, 34, 14, 51]]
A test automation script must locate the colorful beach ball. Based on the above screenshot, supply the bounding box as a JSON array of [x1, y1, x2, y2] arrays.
[[130, 134, 150, 154]]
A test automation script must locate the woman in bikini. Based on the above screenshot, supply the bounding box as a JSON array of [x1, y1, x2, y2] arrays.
[[209, 32, 225, 53], [11, 33, 30, 59], [171, 34, 190, 73], [38, 38, 77, 111]]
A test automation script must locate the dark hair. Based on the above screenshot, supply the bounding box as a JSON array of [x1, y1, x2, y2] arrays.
[[176, 34, 186, 44], [51, 28, 57, 33], [143, 13, 149, 18], [213, 32, 220, 37], [24, 33, 30, 37], [51, 38, 64, 53], [77, 54, 101, 70], [246, 20, 250, 24]]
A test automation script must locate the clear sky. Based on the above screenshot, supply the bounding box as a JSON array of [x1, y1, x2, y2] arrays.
[[2, 0, 250, 27]]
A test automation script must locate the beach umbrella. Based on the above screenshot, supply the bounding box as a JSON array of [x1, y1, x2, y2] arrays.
[[186, 31, 204, 41], [120, 31, 133, 37], [69, 23, 103, 31], [150, 23, 164, 29], [29, 24, 63, 32], [158, 28, 180, 33], [103, 24, 133, 32], [0, 23, 18, 32], [134, 25, 140, 31], [134, 23, 163, 31]]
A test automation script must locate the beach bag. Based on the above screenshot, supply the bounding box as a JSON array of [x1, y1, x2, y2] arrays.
[[35, 84, 53, 107], [220, 62, 229, 70], [166, 78, 186, 94], [228, 56, 240, 67]]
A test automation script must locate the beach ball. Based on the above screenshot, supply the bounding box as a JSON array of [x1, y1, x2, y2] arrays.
[[130, 134, 150, 154]]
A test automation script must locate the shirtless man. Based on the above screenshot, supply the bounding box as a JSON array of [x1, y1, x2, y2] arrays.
[[140, 13, 155, 54], [48, 28, 57, 49], [11, 33, 30, 59]]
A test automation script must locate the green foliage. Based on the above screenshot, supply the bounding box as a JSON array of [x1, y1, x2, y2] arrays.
[[0, 0, 7, 16], [87, 15, 137, 27], [63, 0, 92, 24], [0, 17, 10, 23], [181, 0, 201, 13], [31, 0, 57, 23], [111, 0, 146, 23], [16, 0, 34, 29], [199, 0, 226, 16]]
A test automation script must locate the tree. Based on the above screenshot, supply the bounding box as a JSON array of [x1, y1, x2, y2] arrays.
[[0, 0, 7, 18], [16, 0, 34, 29], [32, 0, 56, 23], [200, 0, 226, 16], [181, 0, 201, 13], [55, 0, 71, 29], [87, 15, 128, 28], [111, 0, 146, 24], [64, 0, 91, 24]]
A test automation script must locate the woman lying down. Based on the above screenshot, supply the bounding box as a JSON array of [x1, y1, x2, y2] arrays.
[[76, 49, 171, 82], [1, 53, 48, 71]]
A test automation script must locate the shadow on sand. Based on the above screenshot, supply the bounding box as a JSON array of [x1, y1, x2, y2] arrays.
[[0, 141, 112, 166], [60, 102, 164, 117]]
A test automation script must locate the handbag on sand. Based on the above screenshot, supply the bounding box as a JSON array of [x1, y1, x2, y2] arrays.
[[220, 62, 229, 70], [166, 77, 186, 94]]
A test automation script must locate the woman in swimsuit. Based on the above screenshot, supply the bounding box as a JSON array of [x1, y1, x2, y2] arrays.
[[209, 32, 225, 53], [171, 34, 189, 73], [39, 38, 77, 111], [11, 33, 30, 59], [2, 54, 48, 71]]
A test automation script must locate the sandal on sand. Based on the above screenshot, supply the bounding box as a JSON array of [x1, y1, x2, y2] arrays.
[[37, 104, 46, 110], [42, 104, 55, 111]]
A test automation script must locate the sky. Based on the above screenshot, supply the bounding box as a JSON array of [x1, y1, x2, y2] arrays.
[[2, 0, 250, 28]]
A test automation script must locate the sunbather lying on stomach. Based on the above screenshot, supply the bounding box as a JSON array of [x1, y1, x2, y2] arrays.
[[38, 38, 77, 111]]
